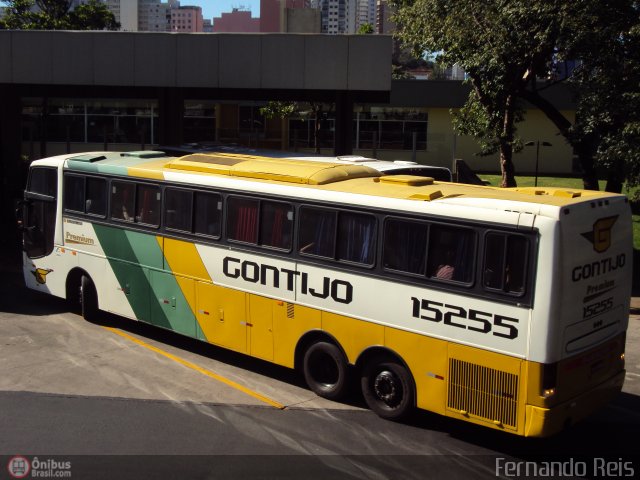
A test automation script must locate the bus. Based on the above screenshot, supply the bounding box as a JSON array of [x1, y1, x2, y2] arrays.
[[19, 149, 632, 437], [159, 143, 454, 181]]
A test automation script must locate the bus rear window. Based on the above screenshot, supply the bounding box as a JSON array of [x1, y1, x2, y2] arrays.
[[483, 233, 529, 295]]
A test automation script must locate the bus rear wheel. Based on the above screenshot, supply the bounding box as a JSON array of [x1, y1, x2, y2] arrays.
[[303, 342, 350, 401], [80, 275, 99, 321], [361, 357, 414, 420]]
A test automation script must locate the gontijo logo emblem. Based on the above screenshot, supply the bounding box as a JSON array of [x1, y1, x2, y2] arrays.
[[581, 216, 618, 253], [7, 456, 30, 478]]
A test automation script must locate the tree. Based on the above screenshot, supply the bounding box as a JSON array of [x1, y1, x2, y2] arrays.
[[0, 0, 119, 30], [391, 0, 565, 187], [260, 101, 331, 154], [520, 1, 640, 192], [357, 23, 375, 35], [68, 0, 119, 30], [392, 0, 640, 191]]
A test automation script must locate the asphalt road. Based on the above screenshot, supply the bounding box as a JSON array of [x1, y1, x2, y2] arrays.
[[1, 257, 639, 479]]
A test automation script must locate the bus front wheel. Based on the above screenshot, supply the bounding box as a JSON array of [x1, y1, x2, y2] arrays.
[[303, 342, 350, 401], [361, 358, 414, 420], [80, 275, 99, 321]]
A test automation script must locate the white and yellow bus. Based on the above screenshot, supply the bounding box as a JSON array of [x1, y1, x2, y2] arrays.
[[20, 150, 632, 437]]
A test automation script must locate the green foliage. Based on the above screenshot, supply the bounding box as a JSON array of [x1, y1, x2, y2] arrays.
[[563, 1, 640, 193], [357, 23, 374, 34], [0, 0, 119, 30], [68, 0, 119, 30], [259, 101, 297, 120], [391, 0, 640, 192], [390, 0, 564, 186]]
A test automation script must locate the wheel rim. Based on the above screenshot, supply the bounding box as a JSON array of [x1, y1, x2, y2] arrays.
[[373, 370, 402, 408], [309, 351, 339, 387]]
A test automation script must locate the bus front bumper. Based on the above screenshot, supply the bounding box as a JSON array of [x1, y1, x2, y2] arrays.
[[524, 369, 625, 437]]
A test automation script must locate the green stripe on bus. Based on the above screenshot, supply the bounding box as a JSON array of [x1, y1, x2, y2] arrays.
[[93, 225, 204, 340]]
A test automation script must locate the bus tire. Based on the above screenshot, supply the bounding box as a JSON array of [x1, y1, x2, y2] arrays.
[[80, 275, 99, 321], [361, 357, 414, 421], [303, 341, 350, 401]]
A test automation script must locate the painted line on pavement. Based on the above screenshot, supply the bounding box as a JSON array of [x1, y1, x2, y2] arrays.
[[103, 326, 286, 410]]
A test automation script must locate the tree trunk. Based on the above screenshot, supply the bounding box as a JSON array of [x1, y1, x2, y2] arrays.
[[500, 96, 517, 188], [605, 158, 624, 193], [499, 143, 517, 188], [574, 141, 600, 190]]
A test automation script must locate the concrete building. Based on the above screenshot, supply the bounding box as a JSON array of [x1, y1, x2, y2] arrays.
[[213, 8, 260, 33], [0, 31, 578, 229], [104, 0, 139, 31], [171, 5, 203, 32], [355, 0, 376, 31], [138, 0, 173, 32], [104, 0, 203, 32], [260, 0, 315, 33], [319, 0, 356, 34]]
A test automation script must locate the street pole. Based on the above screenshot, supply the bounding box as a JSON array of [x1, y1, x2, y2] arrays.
[[535, 140, 540, 187]]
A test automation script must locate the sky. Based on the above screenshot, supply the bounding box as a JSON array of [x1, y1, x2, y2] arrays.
[[180, 1, 260, 20], [0, 1, 262, 21]]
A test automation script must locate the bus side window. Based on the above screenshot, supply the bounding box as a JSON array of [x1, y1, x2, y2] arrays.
[[483, 233, 528, 295], [427, 225, 476, 283], [298, 207, 336, 258], [337, 211, 376, 265], [111, 181, 135, 222], [85, 177, 106, 216], [165, 188, 193, 232], [227, 196, 259, 244], [136, 184, 160, 226], [260, 201, 293, 250], [194, 191, 221, 237], [63, 175, 85, 212], [383, 218, 427, 275]]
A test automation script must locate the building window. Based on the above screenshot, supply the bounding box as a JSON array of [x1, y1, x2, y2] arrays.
[[21, 98, 158, 148], [184, 101, 216, 142]]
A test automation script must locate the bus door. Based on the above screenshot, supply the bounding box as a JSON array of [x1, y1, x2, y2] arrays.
[[20, 167, 58, 259]]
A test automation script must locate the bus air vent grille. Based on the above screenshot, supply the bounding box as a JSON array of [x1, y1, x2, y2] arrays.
[[447, 358, 518, 428], [286, 303, 295, 319]]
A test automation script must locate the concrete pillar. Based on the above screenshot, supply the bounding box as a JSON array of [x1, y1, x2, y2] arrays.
[[0, 84, 23, 250], [334, 91, 354, 156], [157, 88, 184, 147]]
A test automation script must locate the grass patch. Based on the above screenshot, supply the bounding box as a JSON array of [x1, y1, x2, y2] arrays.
[[478, 175, 640, 250]]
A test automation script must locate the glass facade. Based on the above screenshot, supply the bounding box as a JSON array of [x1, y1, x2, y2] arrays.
[[21, 98, 158, 145], [288, 105, 428, 151]]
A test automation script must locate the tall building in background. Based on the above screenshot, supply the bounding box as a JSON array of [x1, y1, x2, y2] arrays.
[[138, 0, 173, 32], [318, 0, 355, 34], [375, 0, 393, 34], [355, 0, 375, 31], [103, 0, 203, 32], [171, 5, 203, 32], [260, 0, 319, 32], [104, 0, 139, 31], [212, 8, 260, 33]]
